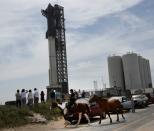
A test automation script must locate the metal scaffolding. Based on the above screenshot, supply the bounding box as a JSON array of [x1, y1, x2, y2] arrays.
[[42, 4, 69, 99]]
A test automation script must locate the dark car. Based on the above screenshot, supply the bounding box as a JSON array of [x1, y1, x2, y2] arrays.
[[145, 93, 154, 104]]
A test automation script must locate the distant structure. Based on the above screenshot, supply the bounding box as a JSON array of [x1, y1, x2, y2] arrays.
[[108, 56, 125, 91], [93, 80, 98, 91], [108, 52, 153, 94], [41, 4, 69, 99]]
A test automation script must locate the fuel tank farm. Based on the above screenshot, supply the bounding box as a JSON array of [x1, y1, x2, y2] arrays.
[[108, 53, 153, 93]]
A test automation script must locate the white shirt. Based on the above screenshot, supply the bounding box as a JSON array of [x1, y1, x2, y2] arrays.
[[21, 92, 26, 99], [28, 92, 33, 100], [34, 90, 39, 98]]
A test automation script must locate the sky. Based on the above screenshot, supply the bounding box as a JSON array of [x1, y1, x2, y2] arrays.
[[0, 0, 154, 104]]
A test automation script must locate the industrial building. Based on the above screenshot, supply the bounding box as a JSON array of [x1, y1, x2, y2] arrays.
[[42, 4, 69, 99], [108, 56, 125, 91], [108, 52, 153, 94]]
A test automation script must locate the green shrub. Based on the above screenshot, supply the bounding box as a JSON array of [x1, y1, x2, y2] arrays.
[[31, 103, 62, 120], [0, 105, 32, 128], [0, 103, 62, 129]]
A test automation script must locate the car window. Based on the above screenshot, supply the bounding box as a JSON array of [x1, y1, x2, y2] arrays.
[[133, 95, 141, 99], [122, 97, 127, 102]]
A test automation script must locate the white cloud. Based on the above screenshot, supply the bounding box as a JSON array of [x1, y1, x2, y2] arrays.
[[62, 0, 144, 28], [0, 37, 48, 81]]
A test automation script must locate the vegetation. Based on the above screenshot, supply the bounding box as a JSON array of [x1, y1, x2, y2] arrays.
[[31, 103, 62, 120], [0, 105, 32, 128], [0, 103, 62, 129]]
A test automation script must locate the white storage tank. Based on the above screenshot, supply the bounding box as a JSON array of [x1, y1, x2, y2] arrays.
[[145, 59, 152, 88], [122, 53, 142, 90], [138, 56, 146, 89], [108, 55, 125, 90], [143, 58, 149, 88]]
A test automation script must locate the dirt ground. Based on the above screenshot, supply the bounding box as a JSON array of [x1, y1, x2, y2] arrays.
[[1, 118, 66, 131]]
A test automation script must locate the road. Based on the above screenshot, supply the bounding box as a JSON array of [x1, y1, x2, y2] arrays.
[[60, 104, 154, 131]]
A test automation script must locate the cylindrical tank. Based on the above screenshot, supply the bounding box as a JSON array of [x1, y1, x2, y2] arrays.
[[122, 53, 142, 90], [143, 58, 149, 88], [108, 56, 125, 90], [138, 56, 146, 89], [144, 59, 153, 88]]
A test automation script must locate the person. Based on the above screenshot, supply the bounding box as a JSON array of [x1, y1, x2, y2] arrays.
[[131, 96, 135, 113], [78, 89, 82, 98], [50, 89, 56, 102], [50, 89, 56, 109], [82, 90, 86, 98], [21, 89, 27, 106], [34, 88, 39, 104], [15, 89, 21, 108], [27, 90, 33, 107], [69, 89, 76, 108], [40, 91, 45, 103], [74, 90, 78, 99]]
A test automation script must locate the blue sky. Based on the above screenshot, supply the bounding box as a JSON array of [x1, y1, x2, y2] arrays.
[[0, 0, 154, 104]]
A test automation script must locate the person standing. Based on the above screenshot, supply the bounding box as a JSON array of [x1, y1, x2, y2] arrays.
[[34, 88, 39, 104], [69, 89, 76, 107], [78, 89, 82, 98], [50, 89, 56, 102], [74, 90, 78, 99], [40, 91, 45, 103], [21, 89, 27, 106], [27, 90, 33, 107], [15, 89, 21, 108], [50, 89, 56, 109], [131, 96, 135, 113], [82, 90, 86, 98]]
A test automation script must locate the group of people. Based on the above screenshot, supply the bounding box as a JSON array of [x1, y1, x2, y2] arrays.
[[15, 88, 45, 108], [69, 89, 86, 100], [15, 87, 86, 109]]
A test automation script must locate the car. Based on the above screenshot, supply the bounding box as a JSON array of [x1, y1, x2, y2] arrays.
[[142, 94, 149, 106], [145, 93, 154, 104], [132, 94, 148, 108], [109, 96, 132, 111]]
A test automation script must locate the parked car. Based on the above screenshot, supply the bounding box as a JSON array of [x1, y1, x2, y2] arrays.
[[109, 96, 132, 111], [145, 93, 154, 104], [132, 94, 148, 108]]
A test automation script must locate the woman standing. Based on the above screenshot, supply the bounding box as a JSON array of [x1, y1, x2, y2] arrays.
[[40, 91, 45, 103], [28, 90, 33, 107]]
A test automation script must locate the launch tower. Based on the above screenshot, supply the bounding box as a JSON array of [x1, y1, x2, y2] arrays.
[[41, 4, 69, 99]]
